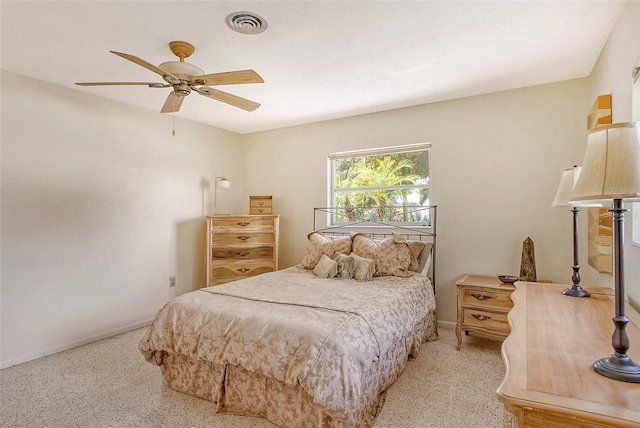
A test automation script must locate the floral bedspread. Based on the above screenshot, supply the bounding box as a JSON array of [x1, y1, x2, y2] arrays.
[[139, 266, 436, 420]]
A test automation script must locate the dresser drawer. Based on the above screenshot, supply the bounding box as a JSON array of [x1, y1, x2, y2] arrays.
[[250, 196, 273, 214], [211, 232, 276, 246], [462, 308, 510, 334], [210, 246, 274, 261], [209, 217, 276, 230], [209, 261, 275, 280], [462, 288, 513, 311]]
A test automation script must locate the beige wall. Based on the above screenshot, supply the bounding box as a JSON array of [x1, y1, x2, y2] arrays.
[[243, 78, 592, 327], [0, 71, 247, 367]]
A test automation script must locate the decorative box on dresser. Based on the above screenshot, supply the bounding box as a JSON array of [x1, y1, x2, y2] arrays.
[[497, 281, 640, 427], [456, 274, 515, 350], [206, 214, 279, 287]]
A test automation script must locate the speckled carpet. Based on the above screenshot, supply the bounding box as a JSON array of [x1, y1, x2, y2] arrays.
[[0, 327, 504, 428]]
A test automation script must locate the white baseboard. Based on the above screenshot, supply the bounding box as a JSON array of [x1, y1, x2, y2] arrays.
[[438, 320, 456, 330], [0, 319, 153, 369]]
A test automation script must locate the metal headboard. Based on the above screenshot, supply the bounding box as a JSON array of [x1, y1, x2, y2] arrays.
[[312, 206, 437, 292]]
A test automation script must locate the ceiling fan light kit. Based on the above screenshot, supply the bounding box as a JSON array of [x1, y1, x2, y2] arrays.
[[75, 40, 264, 112]]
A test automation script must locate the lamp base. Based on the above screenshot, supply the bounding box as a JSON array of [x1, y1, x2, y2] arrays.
[[593, 352, 640, 383], [562, 285, 591, 298]]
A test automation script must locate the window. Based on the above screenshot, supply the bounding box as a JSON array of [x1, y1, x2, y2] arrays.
[[328, 143, 431, 226]]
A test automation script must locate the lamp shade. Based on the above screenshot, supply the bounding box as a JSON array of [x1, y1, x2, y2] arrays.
[[552, 166, 603, 208], [571, 122, 640, 203], [217, 178, 231, 189], [552, 166, 581, 207]]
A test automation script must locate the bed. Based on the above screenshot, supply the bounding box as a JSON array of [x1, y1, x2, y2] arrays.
[[139, 206, 438, 427]]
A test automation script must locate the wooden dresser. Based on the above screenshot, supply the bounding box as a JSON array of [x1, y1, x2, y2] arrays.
[[497, 282, 640, 427], [206, 214, 279, 287], [456, 274, 515, 350]]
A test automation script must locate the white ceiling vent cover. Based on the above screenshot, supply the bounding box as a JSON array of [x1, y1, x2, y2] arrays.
[[226, 12, 268, 35]]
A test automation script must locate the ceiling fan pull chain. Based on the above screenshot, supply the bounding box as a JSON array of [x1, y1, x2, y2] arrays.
[[172, 114, 175, 136]]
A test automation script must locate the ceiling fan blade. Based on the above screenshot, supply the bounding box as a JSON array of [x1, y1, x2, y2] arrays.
[[75, 82, 169, 87], [193, 69, 264, 86], [198, 87, 260, 111], [110, 51, 178, 82], [161, 92, 185, 113]]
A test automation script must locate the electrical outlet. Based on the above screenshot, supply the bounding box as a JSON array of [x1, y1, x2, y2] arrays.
[[169, 276, 176, 288]]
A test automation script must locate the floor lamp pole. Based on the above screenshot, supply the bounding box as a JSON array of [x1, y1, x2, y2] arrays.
[[592, 198, 640, 383]]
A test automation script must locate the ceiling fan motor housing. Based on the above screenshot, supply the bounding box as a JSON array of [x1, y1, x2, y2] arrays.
[[174, 82, 191, 97]]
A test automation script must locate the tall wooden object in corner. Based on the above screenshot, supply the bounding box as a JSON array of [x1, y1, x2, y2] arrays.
[[586, 94, 613, 273], [587, 94, 612, 130], [588, 208, 613, 273]]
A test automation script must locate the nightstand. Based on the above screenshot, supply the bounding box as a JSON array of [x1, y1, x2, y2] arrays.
[[455, 274, 516, 350]]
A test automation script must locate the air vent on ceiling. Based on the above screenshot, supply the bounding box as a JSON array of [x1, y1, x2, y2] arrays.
[[226, 12, 268, 35]]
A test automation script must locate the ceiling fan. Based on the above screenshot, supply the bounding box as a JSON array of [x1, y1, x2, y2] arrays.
[[76, 41, 263, 112]]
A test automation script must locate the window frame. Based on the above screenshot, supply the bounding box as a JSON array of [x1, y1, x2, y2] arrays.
[[327, 143, 432, 228]]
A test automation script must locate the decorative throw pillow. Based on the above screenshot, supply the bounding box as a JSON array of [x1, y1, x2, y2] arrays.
[[332, 252, 355, 279], [351, 232, 413, 277], [313, 254, 338, 278], [349, 252, 375, 281], [299, 232, 351, 270], [406, 240, 427, 272]]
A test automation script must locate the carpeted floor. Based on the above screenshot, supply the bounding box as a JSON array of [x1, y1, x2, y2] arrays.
[[0, 326, 504, 427]]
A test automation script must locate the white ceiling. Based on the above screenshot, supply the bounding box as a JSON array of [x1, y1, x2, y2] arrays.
[[1, 1, 625, 134]]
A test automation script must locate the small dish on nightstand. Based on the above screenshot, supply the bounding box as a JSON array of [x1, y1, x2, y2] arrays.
[[498, 275, 519, 284]]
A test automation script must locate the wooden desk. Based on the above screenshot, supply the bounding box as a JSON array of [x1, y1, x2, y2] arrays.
[[496, 282, 640, 427]]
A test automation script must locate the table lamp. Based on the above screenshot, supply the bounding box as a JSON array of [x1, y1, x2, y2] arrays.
[[570, 122, 640, 383], [551, 165, 602, 297]]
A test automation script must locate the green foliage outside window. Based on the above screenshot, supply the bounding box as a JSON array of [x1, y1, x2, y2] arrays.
[[332, 148, 430, 224]]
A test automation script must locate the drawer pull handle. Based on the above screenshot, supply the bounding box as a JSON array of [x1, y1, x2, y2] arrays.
[[237, 268, 250, 273], [237, 222, 250, 226], [237, 236, 251, 240], [258, 201, 265, 206], [471, 293, 492, 301], [236, 251, 250, 256], [258, 208, 264, 213], [471, 313, 492, 321]]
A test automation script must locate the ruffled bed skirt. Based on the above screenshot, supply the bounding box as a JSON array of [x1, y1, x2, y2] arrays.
[[156, 311, 438, 428]]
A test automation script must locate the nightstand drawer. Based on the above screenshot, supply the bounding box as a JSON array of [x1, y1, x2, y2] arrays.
[[462, 288, 513, 311], [462, 308, 510, 334]]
